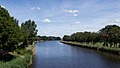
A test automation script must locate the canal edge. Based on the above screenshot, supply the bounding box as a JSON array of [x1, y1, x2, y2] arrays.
[[28, 42, 36, 68], [60, 40, 120, 55]]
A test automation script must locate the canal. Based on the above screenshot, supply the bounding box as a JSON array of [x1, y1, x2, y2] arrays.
[[33, 41, 120, 68]]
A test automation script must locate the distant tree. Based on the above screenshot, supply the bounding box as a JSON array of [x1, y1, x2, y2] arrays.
[[56, 37, 61, 40], [62, 35, 71, 41], [36, 36, 61, 41]]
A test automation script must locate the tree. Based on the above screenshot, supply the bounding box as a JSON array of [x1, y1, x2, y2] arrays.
[[63, 25, 120, 48], [63, 35, 71, 41], [21, 20, 38, 44], [0, 6, 24, 51], [99, 25, 120, 47], [36, 35, 61, 41]]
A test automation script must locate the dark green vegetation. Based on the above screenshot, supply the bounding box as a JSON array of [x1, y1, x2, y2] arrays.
[[36, 35, 61, 41], [21, 20, 38, 45], [62, 25, 120, 53], [0, 49, 32, 68], [0, 6, 37, 67]]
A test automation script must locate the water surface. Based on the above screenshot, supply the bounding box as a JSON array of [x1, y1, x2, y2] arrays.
[[33, 41, 120, 68]]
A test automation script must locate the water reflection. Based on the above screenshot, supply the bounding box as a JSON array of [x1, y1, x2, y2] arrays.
[[98, 51, 120, 63], [33, 41, 120, 68]]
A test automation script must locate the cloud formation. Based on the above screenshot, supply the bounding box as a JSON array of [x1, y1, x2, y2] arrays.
[[64, 10, 79, 13], [36, 7, 40, 10], [64, 9, 79, 17], [31, 6, 40, 10], [1, 5, 5, 8], [2, 0, 120, 37], [104, 19, 120, 25], [42, 19, 51, 23], [73, 14, 78, 16], [111, 19, 120, 23]]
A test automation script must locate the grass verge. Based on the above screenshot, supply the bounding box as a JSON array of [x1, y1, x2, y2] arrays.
[[61, 41, 120, 54], [0, 45, 35, 68]]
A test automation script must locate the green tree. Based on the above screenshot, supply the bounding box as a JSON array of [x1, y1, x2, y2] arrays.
[[63, 35, 71, 41], [63, 25, 120, 48], [0, 6, 24, 51], [99, 25, 120, 48], [21, 20, 38, 45]]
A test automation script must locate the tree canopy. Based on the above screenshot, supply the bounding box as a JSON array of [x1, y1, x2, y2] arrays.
[[0, 6, 24, 51], [36, 35, 61, 41], [21, 20, 38, 44], [62, 25, 120, 48], [0, 6, 38, 51]]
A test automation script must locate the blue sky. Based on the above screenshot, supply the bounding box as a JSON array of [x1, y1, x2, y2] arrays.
[[0, 0, 120, 37]]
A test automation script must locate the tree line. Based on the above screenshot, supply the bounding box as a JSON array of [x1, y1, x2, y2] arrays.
[[0, 6, 37, 58], [36, 35, 61, 41], [63, 25, 120, 48]]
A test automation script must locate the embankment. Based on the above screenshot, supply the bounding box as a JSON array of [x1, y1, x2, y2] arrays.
[[27, 42, 36, 68], [60, 41, 120, 55]]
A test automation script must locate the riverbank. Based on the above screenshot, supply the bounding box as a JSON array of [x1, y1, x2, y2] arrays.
[[61, 41, 120, 55], [27, 43, 36, 68], [0, 44, 35, 68]]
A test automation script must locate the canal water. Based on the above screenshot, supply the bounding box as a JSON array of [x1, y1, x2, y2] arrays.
[[33, 41, 120, 68]]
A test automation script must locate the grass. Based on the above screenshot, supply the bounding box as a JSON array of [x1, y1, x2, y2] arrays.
[[0, 53, 31, 68], [61, 41, 120, 54], [0, 45, 34, 68]]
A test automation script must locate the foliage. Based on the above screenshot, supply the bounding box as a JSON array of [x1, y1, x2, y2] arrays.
[[63, 25, 120, 48], [36, 35, 61, 41], [0, 5, 37, 66], [0, 6, 24, 51], [0, 49, 32, 68], [99, 25, 120, 47], [21, 20, 38, 45]]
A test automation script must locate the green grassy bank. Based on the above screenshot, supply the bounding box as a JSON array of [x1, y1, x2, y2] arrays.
[[0, 45, 35, 68], [61, 41, 120, 54]]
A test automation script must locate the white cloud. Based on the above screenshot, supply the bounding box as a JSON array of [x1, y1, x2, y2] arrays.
[[98, 19, 120, 27], [1, 5, 5, 8], [31, 7, 40, 10], [42, 19, 51, 23], [73, 14, 78, 16], [64, 9, 79, 13], [111, 19, 120, 23], [37, 7, 40, 10], [106, 19, 120, 24], [64, 9, 79, 16]]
